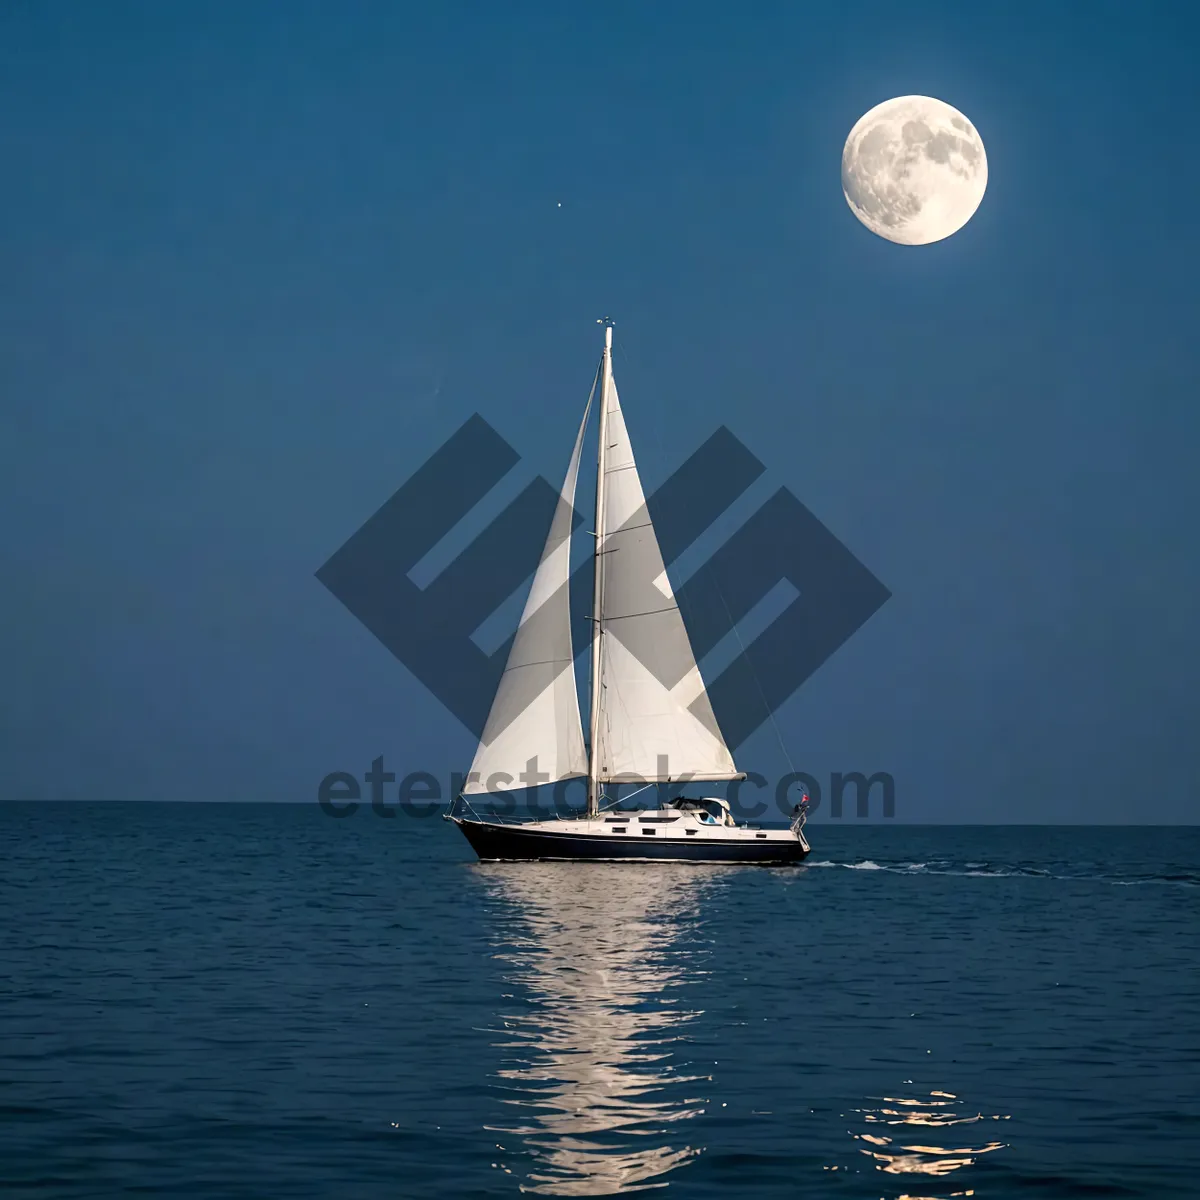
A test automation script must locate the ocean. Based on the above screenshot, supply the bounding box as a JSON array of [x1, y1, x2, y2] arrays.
[[2, 803, 1197, 1198]]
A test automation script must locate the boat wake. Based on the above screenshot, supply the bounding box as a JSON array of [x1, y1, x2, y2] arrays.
[[801, 860, 1199, 887]]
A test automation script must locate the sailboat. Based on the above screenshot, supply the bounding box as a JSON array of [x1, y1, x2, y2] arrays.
[[446, 323, 810, 864]]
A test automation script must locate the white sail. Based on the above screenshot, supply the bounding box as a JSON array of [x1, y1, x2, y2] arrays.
[[463, 398, 591, 794], [594, 374, 741, 784]]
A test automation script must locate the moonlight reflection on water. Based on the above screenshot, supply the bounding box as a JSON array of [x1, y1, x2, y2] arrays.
[[481, 863, 730, 1195]]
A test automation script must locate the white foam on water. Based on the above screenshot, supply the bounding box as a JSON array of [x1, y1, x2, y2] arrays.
[[800, 858, 1197, 887]]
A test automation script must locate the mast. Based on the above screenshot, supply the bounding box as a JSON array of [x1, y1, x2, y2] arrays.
[[586, 323, 612, 818]]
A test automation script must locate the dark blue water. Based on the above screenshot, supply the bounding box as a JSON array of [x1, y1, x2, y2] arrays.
[[2, 804, 1197, 1198]]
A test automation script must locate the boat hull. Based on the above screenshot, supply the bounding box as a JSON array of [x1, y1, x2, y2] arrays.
[[451, 817, 810, 864]]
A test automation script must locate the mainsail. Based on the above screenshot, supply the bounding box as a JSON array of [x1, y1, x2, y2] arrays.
[[462, 394, 592, 794], [462, 329, 739, 801], [593, 371, 741, 784]]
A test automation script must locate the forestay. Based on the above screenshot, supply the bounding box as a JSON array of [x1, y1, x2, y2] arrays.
[[462, 395, 592, 794]]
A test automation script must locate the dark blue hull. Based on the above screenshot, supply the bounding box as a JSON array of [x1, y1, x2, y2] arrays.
[[450, 817, 810, 864]]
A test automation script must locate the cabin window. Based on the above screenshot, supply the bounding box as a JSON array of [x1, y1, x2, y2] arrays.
[[610, 826, 627, 833], [685, 829, 697, 836], [755, 833, 767, 839], [642, 828, 656, 835]]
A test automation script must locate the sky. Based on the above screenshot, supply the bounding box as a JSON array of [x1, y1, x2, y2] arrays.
[[1, 1, 1197, 821]]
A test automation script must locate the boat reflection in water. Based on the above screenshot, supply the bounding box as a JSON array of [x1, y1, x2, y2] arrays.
[[845, 1087, 1010, 1198], [481, 862, 726, 1195]]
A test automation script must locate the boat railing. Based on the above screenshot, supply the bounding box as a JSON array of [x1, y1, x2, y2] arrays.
[[448, 795, 598, 825]]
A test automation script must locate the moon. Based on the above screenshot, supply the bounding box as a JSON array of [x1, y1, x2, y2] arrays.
[[842, 95, 987, 245]]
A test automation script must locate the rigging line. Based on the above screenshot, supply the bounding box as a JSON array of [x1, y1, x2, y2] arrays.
[[581, 352, 603, 728], [603, 605, 678, 621], [500, 656, 575, 672], [712, 575, 799, 780], [457, 792, 484, 822], [602, 781, 654, 810]]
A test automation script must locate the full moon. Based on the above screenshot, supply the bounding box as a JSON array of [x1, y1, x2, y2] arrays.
[[842, 95, 987, 245]]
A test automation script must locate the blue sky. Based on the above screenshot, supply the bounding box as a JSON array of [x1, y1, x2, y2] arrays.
[[2, 1, 1197, 820]]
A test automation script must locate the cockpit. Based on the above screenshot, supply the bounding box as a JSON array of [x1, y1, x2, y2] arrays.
[[666, 796, 736, 827]]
